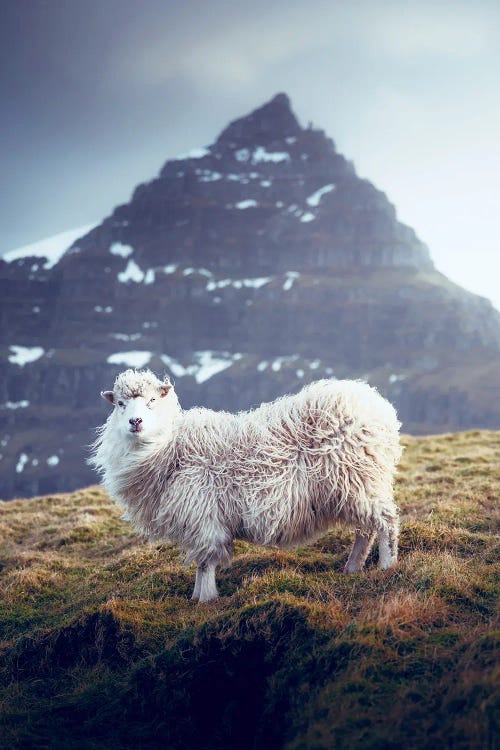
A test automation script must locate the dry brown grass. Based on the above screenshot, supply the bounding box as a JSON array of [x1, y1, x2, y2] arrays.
[[0, 430, 498, 750]]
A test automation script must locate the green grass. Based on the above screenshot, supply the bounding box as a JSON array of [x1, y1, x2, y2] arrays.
[[0, 431, 498, 749]]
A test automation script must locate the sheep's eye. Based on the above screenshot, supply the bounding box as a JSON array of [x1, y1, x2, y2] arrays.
[[148, 397, 156, 407], [118, 400, 124, 407]]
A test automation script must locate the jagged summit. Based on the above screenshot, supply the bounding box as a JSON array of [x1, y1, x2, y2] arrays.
[[216, 93, 302, 147], [120, 93, 434, 274]]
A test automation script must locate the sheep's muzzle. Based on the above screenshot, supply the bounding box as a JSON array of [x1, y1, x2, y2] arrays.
[[129, 418, 143, 434]]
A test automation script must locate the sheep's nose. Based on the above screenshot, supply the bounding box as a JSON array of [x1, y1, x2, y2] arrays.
[[129, 417, 143, 427]]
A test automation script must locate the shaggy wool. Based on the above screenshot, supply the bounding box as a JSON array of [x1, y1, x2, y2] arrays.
[[90, 371, 402, 599]]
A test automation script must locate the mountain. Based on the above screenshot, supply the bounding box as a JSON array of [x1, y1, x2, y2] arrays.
[[1, 92, 499, 500]]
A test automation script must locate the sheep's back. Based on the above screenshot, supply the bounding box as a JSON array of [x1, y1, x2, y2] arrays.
[[170, 381, 401, 549], [227, 379, 401, 546]]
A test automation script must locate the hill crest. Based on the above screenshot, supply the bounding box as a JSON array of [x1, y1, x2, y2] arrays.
[[0, 431, 497, 749]]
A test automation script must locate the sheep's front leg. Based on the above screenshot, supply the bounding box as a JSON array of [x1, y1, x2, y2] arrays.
[[191, 566, 203, 600], [378, 516, 399, 569], [192, 562, 218, 602], [344, 531, 376, 573]]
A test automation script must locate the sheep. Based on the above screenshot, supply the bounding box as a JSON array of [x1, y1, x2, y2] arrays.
[[90, 368, 402, 602]]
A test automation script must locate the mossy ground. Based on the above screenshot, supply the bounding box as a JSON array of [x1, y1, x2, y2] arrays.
[[0, 431, 498, 749]]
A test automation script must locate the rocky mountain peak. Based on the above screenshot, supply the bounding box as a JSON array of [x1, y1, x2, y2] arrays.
[[215, 93, 302, 148], [123, 93, 434, 276], [1, 93, 500, 500]]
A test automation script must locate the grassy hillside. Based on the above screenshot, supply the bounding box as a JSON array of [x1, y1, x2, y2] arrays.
[[0, 431, 498, 750]]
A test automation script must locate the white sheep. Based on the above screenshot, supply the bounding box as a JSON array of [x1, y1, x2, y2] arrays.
[[90, 369, 402, 602]]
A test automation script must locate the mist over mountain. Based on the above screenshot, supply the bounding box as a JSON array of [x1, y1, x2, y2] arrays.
[[1, 93, 499, 499]]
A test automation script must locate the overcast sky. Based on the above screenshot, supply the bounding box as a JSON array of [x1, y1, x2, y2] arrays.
[[1, 0, 499, 309]]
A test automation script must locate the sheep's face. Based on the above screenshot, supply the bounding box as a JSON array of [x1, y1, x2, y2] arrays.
[[101, 370, 177, 442]]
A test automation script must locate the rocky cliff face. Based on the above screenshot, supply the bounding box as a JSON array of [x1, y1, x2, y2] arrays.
[[1, 93, 499, 499]]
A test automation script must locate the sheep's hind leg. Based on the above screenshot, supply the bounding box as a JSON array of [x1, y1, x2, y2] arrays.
[[191, 565, 203, 600], [344, 531, 376, 573], [192, 562, 218, 602], [378, 517, 399, 570]]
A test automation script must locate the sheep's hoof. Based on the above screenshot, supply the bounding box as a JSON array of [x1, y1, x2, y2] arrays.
[[344, 563, 361, 574], [379, 559, 398, 570], [198, 593, 219, 603]]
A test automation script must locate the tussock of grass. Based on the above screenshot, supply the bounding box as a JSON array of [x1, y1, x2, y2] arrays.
[[0, 431, 498, 749]]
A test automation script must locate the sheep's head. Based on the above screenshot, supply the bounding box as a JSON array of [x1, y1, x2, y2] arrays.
[[101, 369, 177, 441]]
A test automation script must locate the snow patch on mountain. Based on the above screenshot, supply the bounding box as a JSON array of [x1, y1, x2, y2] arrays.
[[4, 400, 30, 409], [306, 184, 336, 207], [176, 147, 210, 160], [206, 276, 271, 291], [16, 453, 29, 474], [3, 223, 98, 269], [8, 346, 44, 366], [283, 271, 300, 291], [110, 333, 142, 342], [161, 351, 243, 384], [117, 260, 144, 283], [107, 351, 152, 368], [110, 242, 134, 258], [235, 200, 258, 209], [253, 147, 290, 164], [197, 170, 222, 182]]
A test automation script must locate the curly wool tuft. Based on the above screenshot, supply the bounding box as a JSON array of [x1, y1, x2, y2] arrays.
[[113, 368, 171, 400]]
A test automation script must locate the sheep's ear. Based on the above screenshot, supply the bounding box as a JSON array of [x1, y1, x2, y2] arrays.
[[101, 390, 115, 405], [159, 384, 171, 398]]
